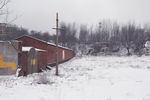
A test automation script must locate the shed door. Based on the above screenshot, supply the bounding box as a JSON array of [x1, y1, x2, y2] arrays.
[[27, 48, 38, 74], [62, 50, 65, 60]]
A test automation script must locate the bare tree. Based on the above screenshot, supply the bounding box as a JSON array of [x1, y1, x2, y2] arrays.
[[59, 22, 77, 47], [79, 24, 89, 43], [109, 22, 121, 50], [0, 0, 10, 15], [0, 0, 10, 40], [120, 23, 136, 55]]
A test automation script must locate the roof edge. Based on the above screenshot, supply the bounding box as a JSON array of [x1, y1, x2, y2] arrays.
[[16, 35, 73, 51]]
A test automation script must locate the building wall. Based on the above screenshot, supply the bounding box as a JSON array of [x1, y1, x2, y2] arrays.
[[17, 36, 74, 65], [19, 50, 48, 76], [44, 43, 74, 64], [0, 41, 19, 75], [19, 52, 28, 76], [38, 51, 47, 70]]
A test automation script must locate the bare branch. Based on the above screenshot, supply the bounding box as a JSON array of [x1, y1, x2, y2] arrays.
[[0, 0, 10, 17], [8, 15, 19, 24], [0, 0, 10, 10]]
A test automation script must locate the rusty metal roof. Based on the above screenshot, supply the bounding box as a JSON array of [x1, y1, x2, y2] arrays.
[[16, 35, 73, 51]]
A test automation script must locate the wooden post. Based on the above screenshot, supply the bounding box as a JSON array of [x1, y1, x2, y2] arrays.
[[56, 13, 59, 76], [52, 13, 63, 76]]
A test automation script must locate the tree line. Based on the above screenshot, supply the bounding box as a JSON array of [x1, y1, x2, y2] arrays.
[[1, 20, 150, 55], [58, 21, 150, 55]]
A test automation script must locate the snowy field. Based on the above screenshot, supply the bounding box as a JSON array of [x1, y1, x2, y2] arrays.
[[0, 56, 150, 100]]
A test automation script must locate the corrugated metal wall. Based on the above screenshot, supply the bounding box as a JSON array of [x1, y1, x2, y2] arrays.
[[0, 41, 19, 75]]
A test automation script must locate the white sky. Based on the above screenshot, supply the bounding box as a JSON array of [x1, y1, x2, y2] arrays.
[[8, 0, 150, 33]]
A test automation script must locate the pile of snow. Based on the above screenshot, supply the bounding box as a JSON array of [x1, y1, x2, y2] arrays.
[[145, 41, 150, 48], [0, 56, 150, 100], [144, 41, 150, 55], [112, 48, 135, 56]]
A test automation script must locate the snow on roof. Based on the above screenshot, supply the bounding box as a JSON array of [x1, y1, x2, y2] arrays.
[[22, 46, 47, 52], [47, 42, 73, 51], [0, 41, 5, 42], [0, 40, 20, 43], [16, 35, 73, 51]]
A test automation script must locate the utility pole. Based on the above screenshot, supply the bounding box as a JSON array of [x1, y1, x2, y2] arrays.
[[56, 13, 59, 76], [52, 13, 59, 76], [52, 13, 64, 75]]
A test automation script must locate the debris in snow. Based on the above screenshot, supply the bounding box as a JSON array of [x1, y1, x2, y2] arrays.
[[15, 68, 21, 77]]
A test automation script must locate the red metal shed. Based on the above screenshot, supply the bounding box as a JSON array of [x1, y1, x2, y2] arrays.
[[16, 35, 74, 76]]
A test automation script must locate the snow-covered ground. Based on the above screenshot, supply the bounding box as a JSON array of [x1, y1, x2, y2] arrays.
[[0, 56, 150, 100]]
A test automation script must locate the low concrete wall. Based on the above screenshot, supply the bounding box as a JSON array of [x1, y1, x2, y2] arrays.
[[0, 41, 19, 75]]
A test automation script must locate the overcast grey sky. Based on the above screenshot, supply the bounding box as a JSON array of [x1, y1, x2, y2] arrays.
[[9, 0, 150, 33]]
